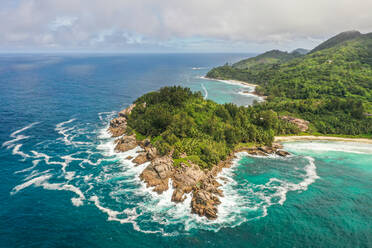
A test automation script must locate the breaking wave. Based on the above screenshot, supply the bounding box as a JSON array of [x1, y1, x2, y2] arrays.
[[201, 83, 208, 100], [284, 141, 372, 155], [5, 112, 320, 235]]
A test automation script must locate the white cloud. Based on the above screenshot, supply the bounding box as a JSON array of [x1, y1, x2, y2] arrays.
[[49, 16, 78, 31], [0, 0, 372, 52]]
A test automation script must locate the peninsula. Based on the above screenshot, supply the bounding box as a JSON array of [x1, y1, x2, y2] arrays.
[[108, 86, 291, 219]]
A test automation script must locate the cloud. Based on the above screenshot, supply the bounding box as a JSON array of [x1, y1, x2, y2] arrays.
[[1, 0, 372, 52], [49, 16, 78, 31]]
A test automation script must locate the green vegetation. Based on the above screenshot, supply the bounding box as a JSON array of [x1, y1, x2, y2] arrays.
[[310, 30, 361, 53], [233, 49, 303, 70], [126, 86, 297, 169], [207, 31, 372, 137]]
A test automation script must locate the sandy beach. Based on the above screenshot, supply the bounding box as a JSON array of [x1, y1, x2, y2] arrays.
[[275, 135, 372, 144], [201, 76, 258, 87], [201, 76, 267, 100]]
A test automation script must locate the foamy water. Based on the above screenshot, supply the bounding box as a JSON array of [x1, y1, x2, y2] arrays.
[[284, 141, 372, 155], [11, 113, 365, 236]]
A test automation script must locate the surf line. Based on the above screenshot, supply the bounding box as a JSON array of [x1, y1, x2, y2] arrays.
[[201, 83, 208, 100]]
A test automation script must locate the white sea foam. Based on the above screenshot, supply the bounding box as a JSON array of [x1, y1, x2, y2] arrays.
[[12, 144, 30, 159], [199, 76, 252, 88], [2, 122, 40, 149], [201, 83, 208, 100], [2, 134, 29, 149], [10, 122, 40, 137], [23, 169, 52, 182], [192, 67, 208, 70], [41, 182, 86, 206], [11, 174, 52, 195], [14, 159, 41, 174], [8, 112, 322, 235], [90, 196, 162, 234], [284, 141, 372, 155], [55, 119, 90, 146], [98, 111, 116, 122]]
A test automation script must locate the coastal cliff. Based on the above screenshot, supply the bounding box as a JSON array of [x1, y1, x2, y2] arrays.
[[108, 93, 290, 219]]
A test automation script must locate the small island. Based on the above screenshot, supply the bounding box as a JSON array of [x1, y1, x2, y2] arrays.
[[108, 86, 292, 219]]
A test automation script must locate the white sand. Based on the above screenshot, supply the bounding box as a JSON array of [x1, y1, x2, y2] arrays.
[[275, 136, 372, 144]]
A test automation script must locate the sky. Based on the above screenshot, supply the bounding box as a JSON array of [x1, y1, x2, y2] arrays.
[[1, 0, 372, 53]]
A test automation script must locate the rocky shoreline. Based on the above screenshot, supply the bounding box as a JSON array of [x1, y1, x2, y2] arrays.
[[108, 105, 290, 220]]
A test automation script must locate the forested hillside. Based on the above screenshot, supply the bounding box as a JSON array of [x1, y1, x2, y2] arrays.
[[126, 86, 297, 169], [206, 31, 372, 136], [233, 49, 302, 70]]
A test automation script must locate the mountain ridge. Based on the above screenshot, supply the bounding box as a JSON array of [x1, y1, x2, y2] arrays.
[[206, 30, 372, 137]]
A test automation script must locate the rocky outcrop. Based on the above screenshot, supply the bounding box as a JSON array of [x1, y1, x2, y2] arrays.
[[191, 187, 220, 219], [133, 153, 148, 165], [118, 104, 136, 118], [145, 146, 157, 160], [140, 156, 174, 193], [114, 134, 138, 152], [108, 104, 138, 137], [235, 144, 291, 157], [108, 105, 291, 220], [191, 176, 223, 219], [280, 116, 309, 132], [108, 116, 127, 137], [171, 163, 206, 203], [276, 150, 291, 157]]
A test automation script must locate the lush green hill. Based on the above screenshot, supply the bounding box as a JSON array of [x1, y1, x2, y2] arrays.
[[310, 30, 362, 53], [206, 31, 372, 136], [126, 86, 297, 168], [233, 49, 302, 70]]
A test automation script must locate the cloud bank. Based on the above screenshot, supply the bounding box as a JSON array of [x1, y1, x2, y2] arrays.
[[1, 0, 372, 52]]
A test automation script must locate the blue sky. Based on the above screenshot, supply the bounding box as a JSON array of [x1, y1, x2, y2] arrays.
[[1, 0, 371, 53]]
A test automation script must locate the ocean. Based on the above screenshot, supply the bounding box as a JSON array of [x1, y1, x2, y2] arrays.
[[0, 53, 371, 248]]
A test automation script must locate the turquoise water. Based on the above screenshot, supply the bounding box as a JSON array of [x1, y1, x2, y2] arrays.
[[1, 54, 371, 247]]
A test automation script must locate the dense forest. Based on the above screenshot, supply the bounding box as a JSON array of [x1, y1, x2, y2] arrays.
[[207, 31, 372, 137], [126, 86, 298, 169]]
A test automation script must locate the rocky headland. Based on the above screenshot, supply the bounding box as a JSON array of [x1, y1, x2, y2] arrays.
[[108, 104, 290, 220]]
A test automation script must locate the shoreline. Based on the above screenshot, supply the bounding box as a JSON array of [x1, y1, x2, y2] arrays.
[[200, 76, 266, 99], [275, 135, 372, 144], [201, 76, 259, 87]]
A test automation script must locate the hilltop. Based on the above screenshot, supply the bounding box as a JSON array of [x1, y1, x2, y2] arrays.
[[310, 30, 362, 53], [206, 31, 372, 137], [233, 49, 303, 70]]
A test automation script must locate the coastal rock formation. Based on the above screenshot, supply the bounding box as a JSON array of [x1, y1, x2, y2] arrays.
[[140, 156, 174, 193], [280, 116, 309, 132], [133, 153, 148, 165], [191, 190, 218, 219], [276, 150, 291, 157], [235, 144, 291, 157], [108, 116, 127, 137], [118, 104, 136, 118], [145, 146, 157, 160], [108, 105, 291, 220], [171, 163, 206, 202], [191, 178, 222, 220], [108, 104, 138, 137], [114, 134, 137, 152]]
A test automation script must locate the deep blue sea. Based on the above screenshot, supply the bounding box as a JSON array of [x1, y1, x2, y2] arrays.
[[1, 53, 372, 248]]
